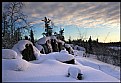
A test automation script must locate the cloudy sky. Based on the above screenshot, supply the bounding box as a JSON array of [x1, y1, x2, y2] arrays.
[[2, 2, 120, 42]]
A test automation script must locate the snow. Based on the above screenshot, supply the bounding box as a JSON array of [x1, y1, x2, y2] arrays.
[[73, 50, 85, 56], [60, 50, 69, 54], [50, 35, 57, 40], [57, 39, 65, 45], [36, 50, 74, 63], [2, 49, 17, 59], [74, 45, 86, 51], [76, 56, 120, 80], [12, 40, 41, 59], [2, 59, 29, 71], [68, 66, 82, 80], [35, 43, 43, 51], [2, 57, 120, 82], [37, 37, 50, 44], [2, 49, 120, 82], [109, 46, 121, 50]]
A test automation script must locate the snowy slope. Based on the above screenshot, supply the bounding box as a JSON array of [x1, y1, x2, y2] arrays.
[[2, 57, 120, 82], [75, 56, 120, 80]]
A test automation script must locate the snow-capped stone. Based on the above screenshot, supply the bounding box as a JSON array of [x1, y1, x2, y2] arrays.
[[12, 40, 41, 60], [37, 37, 50, 44], [17, 40, 33, 51], [2, 49, 17, 59], [68, 66, 82, 80], [55, 52, 75, 62]]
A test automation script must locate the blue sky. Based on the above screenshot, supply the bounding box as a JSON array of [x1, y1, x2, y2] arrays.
[[2, 2, 120, 42]]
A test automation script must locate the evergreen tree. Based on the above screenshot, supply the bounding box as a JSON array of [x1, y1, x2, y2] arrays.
[[88, 36, 93, 54], [30, 29, 35, 45], [42, 17, 52, 36]]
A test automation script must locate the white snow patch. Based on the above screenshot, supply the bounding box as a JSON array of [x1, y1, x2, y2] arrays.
[[37, 37, 50, 44], [2, 59, 29, 71], [2, 49, 17, 59]]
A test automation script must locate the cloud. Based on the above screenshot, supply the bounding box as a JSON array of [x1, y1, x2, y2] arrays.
[[3, 2, 120, 29]]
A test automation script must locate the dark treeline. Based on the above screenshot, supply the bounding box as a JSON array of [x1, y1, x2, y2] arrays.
[[66, 37, 120, 66]]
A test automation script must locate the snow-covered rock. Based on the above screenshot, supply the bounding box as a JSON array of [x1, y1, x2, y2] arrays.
[[68, 66, 83, 80], [17, 40, 33, 51], [56, 50, 75, 62], [2, 59, 29, 71], [12, 40, 41, 60], [37, 37, 50, 44], [2, 49, 17, 59]]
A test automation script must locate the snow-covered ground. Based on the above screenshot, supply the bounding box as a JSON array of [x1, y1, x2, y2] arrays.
[[2, 39, 120, 82], [2, 52, 120, 82]]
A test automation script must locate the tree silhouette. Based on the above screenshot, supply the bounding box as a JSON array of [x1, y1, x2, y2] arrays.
[[30, 29, 35, 45], [42, 17, 52, 36]]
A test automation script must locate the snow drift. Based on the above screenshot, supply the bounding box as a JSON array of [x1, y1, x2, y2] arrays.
[[2, 49, 17, 59]]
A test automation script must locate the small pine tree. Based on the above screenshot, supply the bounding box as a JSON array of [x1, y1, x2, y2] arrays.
[[30, 29, 35, 45], [88, 36, 93, 54]]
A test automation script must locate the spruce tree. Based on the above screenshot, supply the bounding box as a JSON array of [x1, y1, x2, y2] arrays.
[[30, 29, 35, 45]]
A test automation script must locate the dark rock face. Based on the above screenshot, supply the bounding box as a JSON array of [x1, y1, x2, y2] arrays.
[[42, 44, 49, 54], [77, 73, 83, 80], [22, 44, 36, 61], [51, 39, 59, 52], [58, 42, 63, 52], [63, 59, 75, 64]]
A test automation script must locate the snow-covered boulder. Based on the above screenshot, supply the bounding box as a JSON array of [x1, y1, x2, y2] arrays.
[[2, 49, 17, 59], [2, 58, 29, 71], [56, 50, 75, 64], [37, 37, 50, 44], [12, 40, 41, 61], [36, 37, 53, 54], [68, 66, 83, 80]]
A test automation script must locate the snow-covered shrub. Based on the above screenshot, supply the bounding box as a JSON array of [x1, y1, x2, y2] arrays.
[[2, 49, 17, 59], [12, 40, 41, 61], [67, 66, 83, 80], [13, 59, 29, 71]]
